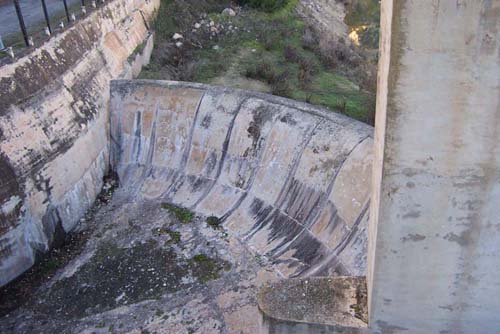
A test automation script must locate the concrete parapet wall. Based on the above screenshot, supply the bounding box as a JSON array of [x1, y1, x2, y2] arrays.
[[111, 80, 373, 278], [0, 0, 160, 286]]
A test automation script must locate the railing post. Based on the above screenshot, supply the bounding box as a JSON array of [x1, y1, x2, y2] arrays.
[[63, 0, 70, 23], [13, 0, 29, 47], [41, 0, 52, 35]]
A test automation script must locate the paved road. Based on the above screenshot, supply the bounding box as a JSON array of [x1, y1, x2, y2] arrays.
[[0, 0, 81, 40]]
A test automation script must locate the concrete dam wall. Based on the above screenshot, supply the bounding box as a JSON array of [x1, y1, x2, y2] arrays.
[[0, 0, 160, 286], [111, 80, 373, 278]]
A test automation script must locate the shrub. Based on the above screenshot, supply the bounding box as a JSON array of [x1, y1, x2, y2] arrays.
[[244, 61, 276, 82], [263, 34, 275, 51], [360, 26, 380, 49], [245, 61, 290, 96], [206, 216, 222, 229], [238, 0, 290, 12], [298, 58, 314, 89], [283, 45, 300, 62], [301, 27, 319, 51], [271, 71, 291, 97], [318, 38, 362, 69]]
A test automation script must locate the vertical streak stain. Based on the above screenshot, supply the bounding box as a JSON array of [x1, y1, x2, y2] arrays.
[[191, 97, 248, 210]]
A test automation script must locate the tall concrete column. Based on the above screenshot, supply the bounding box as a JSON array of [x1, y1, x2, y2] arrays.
[[368, 1, 500, 333]]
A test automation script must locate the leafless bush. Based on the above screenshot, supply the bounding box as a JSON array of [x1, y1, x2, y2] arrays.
[[318, 37, 362, 69], [271, 71, 291, 97], [284, 45, 300, 62], [245, 61, 276, 82], [302, 27, 319, 51], [298, 58, 314, 89]]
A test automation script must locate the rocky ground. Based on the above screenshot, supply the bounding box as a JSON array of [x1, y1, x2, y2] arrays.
[[0, 184, 281, 334]]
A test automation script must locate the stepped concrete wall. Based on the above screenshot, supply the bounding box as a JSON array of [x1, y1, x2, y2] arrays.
[[0, 0, 159, 286], [111, 80, 373, 278]]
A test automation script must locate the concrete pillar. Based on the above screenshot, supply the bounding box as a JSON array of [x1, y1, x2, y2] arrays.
[[368, 1, 500, 333]]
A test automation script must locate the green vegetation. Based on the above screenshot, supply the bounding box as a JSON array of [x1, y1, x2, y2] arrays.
[[237, 0, 290, 12], [167, 229, 182, 243], [141, 0, 377, 124], [199, 9, 373, 121], [152, 226, 182, 243], [344, 0, 380, 26], [345, 0, 381, 50], [206, 216, 221, 229], [128, 40, 147, 62], [189, 253, 227, 283], [153, 0, 178, 42], [161, 203, 195, 223]]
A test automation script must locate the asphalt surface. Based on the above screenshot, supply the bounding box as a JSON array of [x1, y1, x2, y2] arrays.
[[0, 0, 81, 41]]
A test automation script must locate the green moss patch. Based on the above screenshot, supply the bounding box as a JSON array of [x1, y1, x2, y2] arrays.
[[206, 216, 222, 229], [189, 254, 229, 283], [152, 226, 182, 243], [161, 203, 195, 224]]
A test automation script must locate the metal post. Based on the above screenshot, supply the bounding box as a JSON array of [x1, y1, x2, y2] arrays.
[[63, 0, 70, 23], [13, 0, 29, 47], [40, 0, 52, 35]]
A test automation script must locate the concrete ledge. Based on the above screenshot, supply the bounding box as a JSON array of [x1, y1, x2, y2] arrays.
[[258, 276, 368, 333]]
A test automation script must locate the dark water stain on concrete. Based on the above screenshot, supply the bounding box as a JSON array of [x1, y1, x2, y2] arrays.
[[401, 233, 426, 243], [443, 230, 474, 247], [376, 320, 409, 333], [247, 105, 274, 153]]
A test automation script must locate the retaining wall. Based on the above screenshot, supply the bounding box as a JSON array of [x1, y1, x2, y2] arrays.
[[0, 0, 159, 286]]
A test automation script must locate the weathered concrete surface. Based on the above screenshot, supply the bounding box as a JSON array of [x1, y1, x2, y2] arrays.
[[258, 276, 368, 333], [0, 81, 373, 333], [0, 190, 282, 334], [111, 80, 373, 278], [369, 1, 500, 333], [0, 0, 159, 286]]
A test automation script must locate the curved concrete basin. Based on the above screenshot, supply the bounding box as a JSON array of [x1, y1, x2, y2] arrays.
[[110, 80, 373, 278]]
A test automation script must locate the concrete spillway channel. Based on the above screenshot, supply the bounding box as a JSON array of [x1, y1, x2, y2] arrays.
[[1, 81, 373, 333]]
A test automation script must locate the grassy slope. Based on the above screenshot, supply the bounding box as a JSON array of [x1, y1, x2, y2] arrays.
[[141, 0, 377, 124]]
